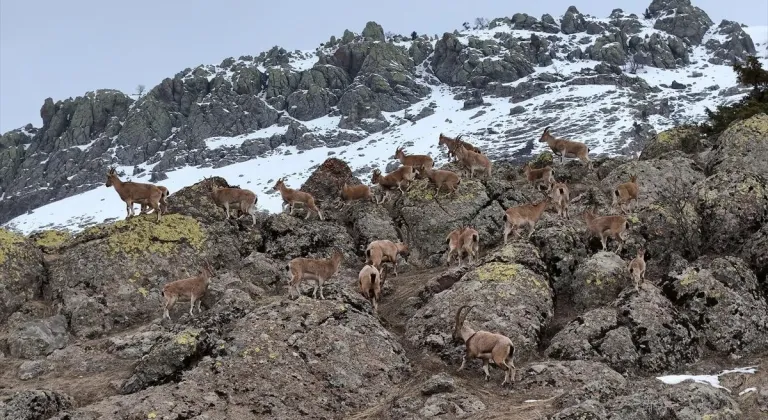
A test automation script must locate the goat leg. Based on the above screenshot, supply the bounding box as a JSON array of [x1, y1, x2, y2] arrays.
[[457, 355, 467, 372], [482, 360, 491, 381], [189, 297, 195, 316]]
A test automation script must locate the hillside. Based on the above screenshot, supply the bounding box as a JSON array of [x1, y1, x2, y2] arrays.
[[1, 0, 767, 233], [1, 107, 767, 419]]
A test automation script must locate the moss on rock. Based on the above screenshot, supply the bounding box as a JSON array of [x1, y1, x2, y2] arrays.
[[30, 229, 71, 251], [79, 214, 205, 258], [0, 228, 24, 265]]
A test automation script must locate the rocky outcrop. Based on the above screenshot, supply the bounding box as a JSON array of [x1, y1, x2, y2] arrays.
[[706, 20, 757, 64], [0, 390, 74, 420], [649, 0, 714, 45], [0, 229, 44, 323]]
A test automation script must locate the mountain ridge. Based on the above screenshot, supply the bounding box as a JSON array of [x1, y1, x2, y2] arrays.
[[1, 0, 767, 233]]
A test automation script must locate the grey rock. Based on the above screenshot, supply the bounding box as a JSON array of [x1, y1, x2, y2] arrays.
[[706, 113, 768, 175], [650, 0, 714, 45], [670, 80, 687, 89], [8, 315, 69, 359], [569, 252, 632, 311], [0, 390, 73, 420], [421, 373, 456, 395], [509, 105, 526, 115], [362, 21, 385, 42], [516, 360, 627, 406], [607, 380, 742, 419], [561, 7, 587, 34], [0, 231, 44, 323]]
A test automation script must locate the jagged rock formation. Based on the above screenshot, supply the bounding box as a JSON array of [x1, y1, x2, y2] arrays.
[[1, 0, 764, 230]]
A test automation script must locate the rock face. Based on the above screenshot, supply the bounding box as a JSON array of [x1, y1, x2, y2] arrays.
[[649, 0, 714, 45], [0, 229, 45, 323], [0, 390, 73, 420], [7, 315, 69, 359]]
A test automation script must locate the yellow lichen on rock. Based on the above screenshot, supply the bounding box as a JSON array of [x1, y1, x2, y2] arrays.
[[31, 229, 71, 250], [0, 228, 24, 265], [78, 214, 205, 257], [680, 269, 698, 286], [406, 178, 481, 202], [174, 329, 200, 346]]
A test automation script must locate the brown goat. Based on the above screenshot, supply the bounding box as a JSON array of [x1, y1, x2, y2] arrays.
[[628, 247, 646, 291], [454, 145, 492, 179], [105, 167, 164, 221], [503, 198, 550, 243], [454, 305, 516, 387], [211, 185, 258, 225], [438, 133, 482, 161], [458, 226, 480, 265], [371, 166, 416, 203], [365, 239, 410, 277], [583, 208, 630, 253], [445, 227, 466, 266], [539, 127, 591, 168], [358, 264, 382, 314], [273, 178, 323, 220], [162, 261, 216, 320], [549, 181, 570, 219], [523, 163, 555, 191], [138, 185, 170, 215], [613, 174, 639, 214], [286, 249, 343, 300], [395, 147, 434, 173], [417, 165, 462, 198], [340, 183, 374, 203]]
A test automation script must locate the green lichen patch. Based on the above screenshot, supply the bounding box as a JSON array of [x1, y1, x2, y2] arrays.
[[174, 329, 201, 346], [679, 269, 698, 286], [0, 228, 25, 265], [406, 178, 480, 202], [531, 151, 553, 167], [475, 262, 521, 282], [78, 214, 205, 257], [30, 229, 71, 250]]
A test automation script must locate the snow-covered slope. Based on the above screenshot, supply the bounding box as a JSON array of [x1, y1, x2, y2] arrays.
[[2, 7, 767, 234]]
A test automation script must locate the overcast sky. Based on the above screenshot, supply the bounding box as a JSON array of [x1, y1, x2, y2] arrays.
[[1, 0, 767, 133]]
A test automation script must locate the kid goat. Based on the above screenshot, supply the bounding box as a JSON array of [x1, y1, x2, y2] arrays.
[[286, 249, 343, 300], [613, 174, 639, 214], [628, 247, 646, 291], [105, 167, 165, 222], [416, 165, 461, 198], [162, 261, 216, 320], [454, 305, 517, 387], [273, 178, 323, 220]]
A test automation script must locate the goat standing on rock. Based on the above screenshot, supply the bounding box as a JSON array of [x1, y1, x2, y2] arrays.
[[438, 133, 483, 161], [365, 239, 410, 278], [105, 167, 165, 222], [539, 127, 591, 169], [358, 264, 382, 315], [210, 184, 258, 225], [287, 249, 343, 299], [628, 247, 646, 291], [454, 305, 517, 387], [613, 174, 639, 214], [371, 166, 416, 203], [454, 145, 492, 179], [446, 226, 480, 266], [395, 147, 434, 174], [503, 198, 550, 243], [162, 261, 216, 320], [273, 178, 323, 220], [583, 207, 630, 253]]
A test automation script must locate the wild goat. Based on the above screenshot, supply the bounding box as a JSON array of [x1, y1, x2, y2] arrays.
[[523, 163, 555, 192], [459, 226, 480, 265], [365, 239, 410, 277], [454, 145, 492, 179], [438, 133, 483, 161], [371, 166, 416, 203], [454, 305, 517, 387], [273, 178, 323, 220], [340, 183, 374, 203], [105, 167, 164, 221], [628, 247, 646, 291], [395, 147, 434, 175], [210, 185, 258, 225], [286, 249, 344, 300], [549, 181, 570, 219], [539, 127, 591, 168], [358, 264, 382, 314], [446, 227, 466, 266], [503, 198, 550, 243], [417, 165, 461, 198], [138, 186, 170, 214], [583, 207, 630, 253], [613, 174, 639, 214], [162, 261, 215, 320]]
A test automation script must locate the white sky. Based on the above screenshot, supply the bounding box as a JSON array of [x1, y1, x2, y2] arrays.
[[1, 0, 767, 133]]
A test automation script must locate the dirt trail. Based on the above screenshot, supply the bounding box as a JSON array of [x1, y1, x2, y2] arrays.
[[348, 265, 559, 420]]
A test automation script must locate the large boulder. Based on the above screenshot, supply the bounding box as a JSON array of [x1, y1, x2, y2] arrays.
[[639, 125, 704, 160], [663, 256, 768, 355], [394, 178, 492, 266], [405, 243, 553, 362], [0, 390, 74, 420], [516, 360, 627, 407], [569, 252, 632, 312], [606, 380, 742, 419], [547, 285, 702, 373], [707, 113, 768, 175], [0, 229, 45, 324], [706, 20, 758, 64], [299, 157, 359, 204], [7, 315, 69, 359], [696, 170, 768, 254]]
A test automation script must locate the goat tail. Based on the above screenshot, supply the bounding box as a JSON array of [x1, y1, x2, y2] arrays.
[[163, 189, 170, 198], [625, 221, 630, 230], [502, 214, 508, 223], [472, 233, 479, 243], [614, 189, 620, 197], [365, 248, 372, 260]]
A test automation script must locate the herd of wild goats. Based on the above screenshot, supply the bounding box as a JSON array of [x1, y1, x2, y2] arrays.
[[104, 127, 645, 386]]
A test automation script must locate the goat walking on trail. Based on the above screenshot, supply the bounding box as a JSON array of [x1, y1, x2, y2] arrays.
[[454, 305, 517, 387]]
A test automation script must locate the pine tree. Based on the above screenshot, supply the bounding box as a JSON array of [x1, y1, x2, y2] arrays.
[[411, 31, 418, 40], [732, 56, 768, 93]]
